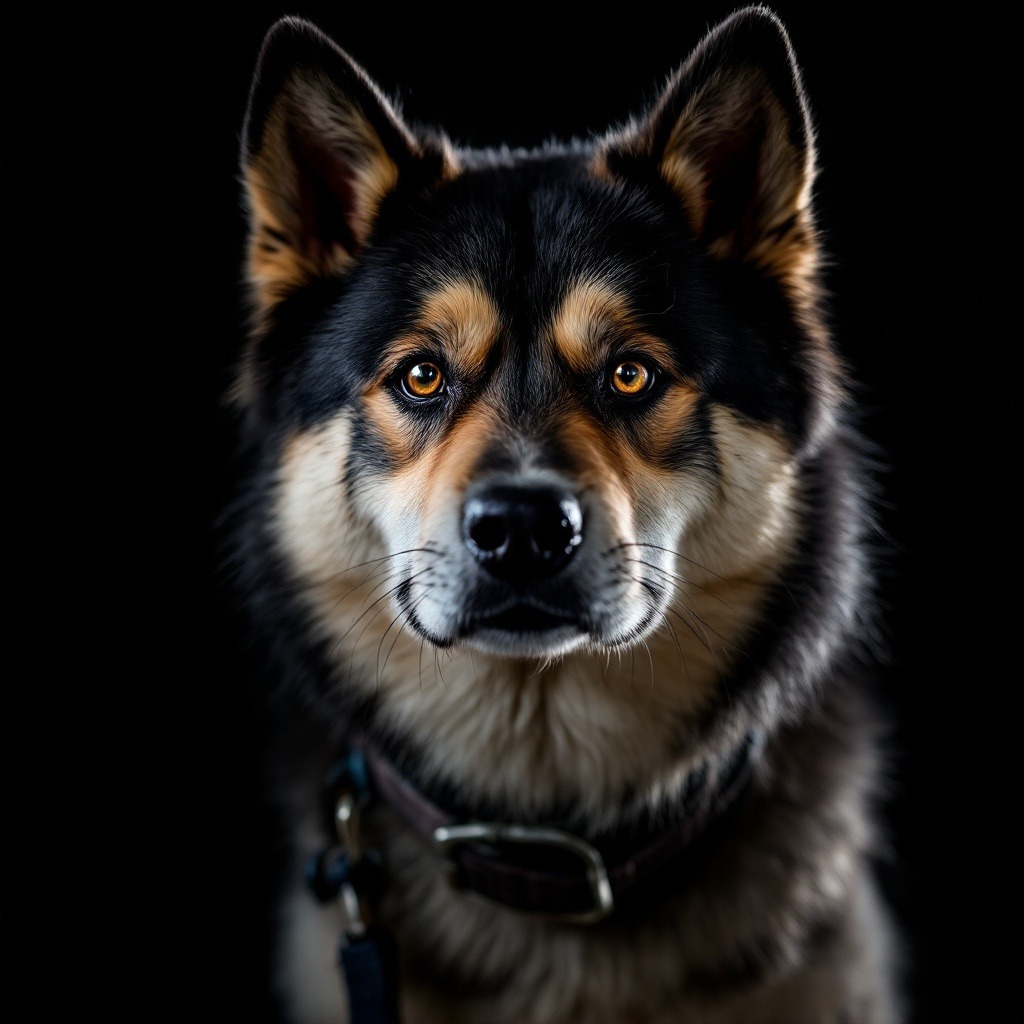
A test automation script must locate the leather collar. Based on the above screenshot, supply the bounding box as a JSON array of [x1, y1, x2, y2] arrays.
[[351, 732, 762, 923]]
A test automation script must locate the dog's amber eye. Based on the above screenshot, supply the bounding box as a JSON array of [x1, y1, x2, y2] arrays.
[[610, 360, 652, 397], [402, 362, 444, 398]]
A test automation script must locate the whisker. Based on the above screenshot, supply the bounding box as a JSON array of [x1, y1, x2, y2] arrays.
[[624, 558, 733, 608], [613, 564, 666, 606], [664, 616, 690, 686], [615, 566, 717, 661], [616, 561, 751, 665], [331, 567, 433, 659], [665, 604, 717, 660], [376, 603, 410, 681], [605, 541, 727, 582], [418, 634, 426, 694], [641, 637, 655, 697], [328, 546, 441, 581], [354, 565, 412, 611], [321, 548, 438, 615], [668, 594, 748, 656], [380, 592, 429, 683]]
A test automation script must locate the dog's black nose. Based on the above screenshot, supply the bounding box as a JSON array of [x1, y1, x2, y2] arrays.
[[463, 486, 583, 585]]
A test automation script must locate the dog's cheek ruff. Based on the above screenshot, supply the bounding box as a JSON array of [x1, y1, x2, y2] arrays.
[[689, 405, 800, 581], [275, 414, 362, 590]]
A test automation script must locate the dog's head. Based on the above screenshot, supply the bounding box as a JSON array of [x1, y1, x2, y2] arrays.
[[237, 10, 842, 797]]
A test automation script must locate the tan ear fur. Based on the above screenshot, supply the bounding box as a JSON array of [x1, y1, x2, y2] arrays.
[[244, 72, 404, 315]]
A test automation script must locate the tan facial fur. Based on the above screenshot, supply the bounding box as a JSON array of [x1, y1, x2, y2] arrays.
[[550, 278, 678, 375], [272, 273, 802, 817]]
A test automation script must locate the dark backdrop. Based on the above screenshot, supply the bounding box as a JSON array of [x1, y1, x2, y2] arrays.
[[125, 2, 1019, 1020]]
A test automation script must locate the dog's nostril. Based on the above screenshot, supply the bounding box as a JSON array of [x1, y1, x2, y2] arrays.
[[532, 512, 577, 559], [469, 514, 508, 553]]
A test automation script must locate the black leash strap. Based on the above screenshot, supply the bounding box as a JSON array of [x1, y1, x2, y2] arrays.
[[340, 930, 400, 1024]]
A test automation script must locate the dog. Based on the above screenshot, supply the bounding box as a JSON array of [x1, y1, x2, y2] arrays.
[[231, 8, 902, 1022]]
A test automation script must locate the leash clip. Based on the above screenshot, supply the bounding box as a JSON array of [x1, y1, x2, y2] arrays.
[[334, 790, 368, 935], [307, 751, 380, 934], [306, 844, 384, 940], [335, 790, 361, 855]]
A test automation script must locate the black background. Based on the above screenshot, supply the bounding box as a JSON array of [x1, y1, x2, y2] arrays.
[[116, 2, 1019, 1020]]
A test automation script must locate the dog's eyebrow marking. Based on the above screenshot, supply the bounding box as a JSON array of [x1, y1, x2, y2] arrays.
[[361, 280, 501, 468], [549, 277, 675, 373], [381, 278, 500, 377]]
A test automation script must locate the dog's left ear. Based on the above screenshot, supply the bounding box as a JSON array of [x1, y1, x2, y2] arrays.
[[600, 8, 816, 291]]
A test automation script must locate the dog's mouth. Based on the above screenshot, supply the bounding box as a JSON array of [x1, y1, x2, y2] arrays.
[[461, 600, 584, 656], [471, 602, 580, 635]]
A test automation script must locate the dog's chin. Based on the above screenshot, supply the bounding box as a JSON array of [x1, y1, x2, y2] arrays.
[[405, 598, 664, 659], [405, 600, 591, 658], [463, 622, 588, 659], [455, 610, 660, 658]]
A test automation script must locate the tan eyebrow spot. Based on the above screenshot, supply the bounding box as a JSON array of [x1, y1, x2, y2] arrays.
[[361, 280, 501, 468], [378, 278, 500, 381], [549, 278, 676, 373]]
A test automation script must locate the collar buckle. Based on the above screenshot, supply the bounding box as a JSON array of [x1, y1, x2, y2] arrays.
[[432, 822, 615, 924]]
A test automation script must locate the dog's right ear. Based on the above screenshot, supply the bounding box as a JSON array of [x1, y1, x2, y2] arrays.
[[241, 18, 451, 318]]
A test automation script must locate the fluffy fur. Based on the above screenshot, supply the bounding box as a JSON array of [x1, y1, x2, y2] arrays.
[[231, 8, 902, 1022]]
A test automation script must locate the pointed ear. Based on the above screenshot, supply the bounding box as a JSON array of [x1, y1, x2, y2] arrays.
[[241, 18, 452, 315], [600, 8, 817, 293]]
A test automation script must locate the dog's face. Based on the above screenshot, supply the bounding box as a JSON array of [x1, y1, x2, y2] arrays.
[[239, 12, 836, 796]]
